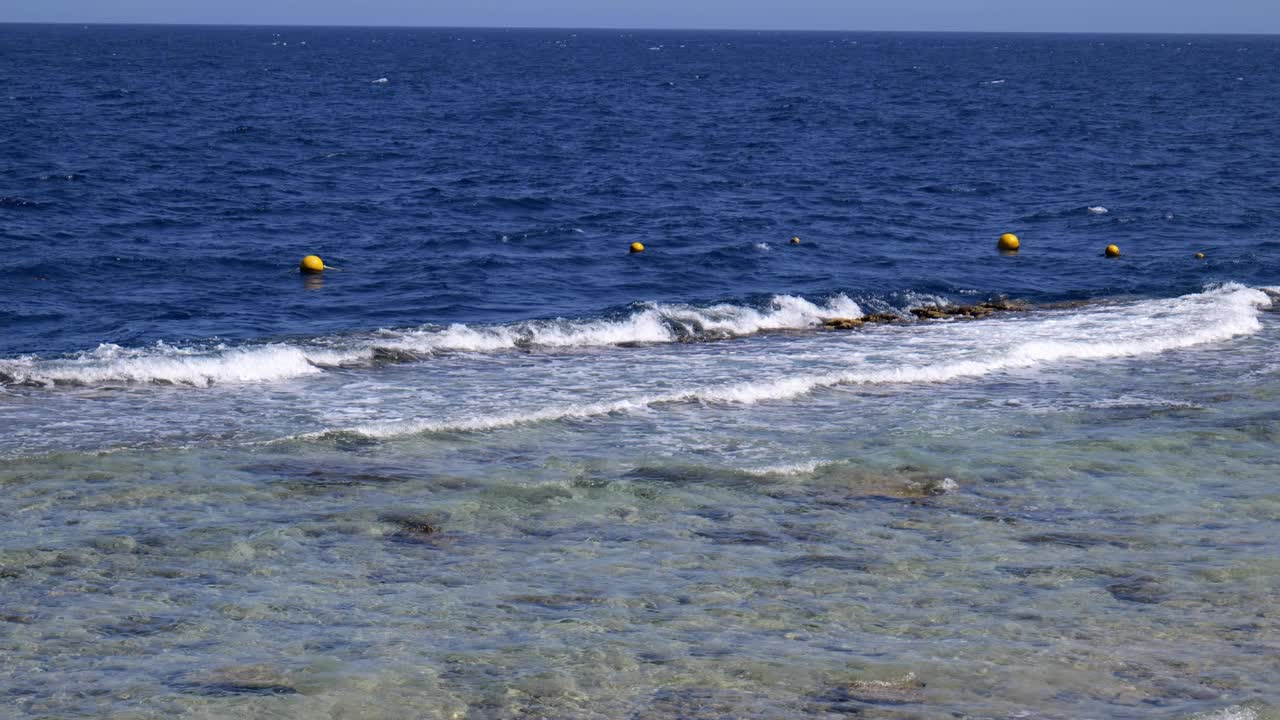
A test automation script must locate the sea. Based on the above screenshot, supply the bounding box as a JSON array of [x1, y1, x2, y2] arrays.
[[2, 24, 1279, 719]]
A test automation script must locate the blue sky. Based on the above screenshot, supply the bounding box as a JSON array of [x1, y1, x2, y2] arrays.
[[4, 0, 1279, 34]]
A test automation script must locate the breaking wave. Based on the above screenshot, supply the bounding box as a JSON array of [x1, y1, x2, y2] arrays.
[[341, 284, 1271, 438], [0, 294, 861, 387]]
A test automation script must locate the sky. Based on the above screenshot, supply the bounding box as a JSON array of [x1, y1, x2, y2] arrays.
[[3, 0, 1279, 35]]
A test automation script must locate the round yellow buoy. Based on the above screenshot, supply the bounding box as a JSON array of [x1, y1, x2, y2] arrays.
[[300, 255, 326, 273], [997, 233, 1020, 252], [790, 236, 801, 245], [1194, 252, 1205, 259], [629, 242, 645, 254], [1104, 244, 1121, 258]]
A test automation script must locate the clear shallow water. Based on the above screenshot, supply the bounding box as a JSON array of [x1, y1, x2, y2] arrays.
[[2, 25, 1280, 720]]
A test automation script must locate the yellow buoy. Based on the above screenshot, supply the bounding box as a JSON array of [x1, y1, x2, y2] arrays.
[[300, 255, 326, 273], [997, 233, 1020, 252], [790, 236, 801, 244], [1104, 244, 1121, 258], [1194, 252, 1205, 259], [629, 242, 645, 254]]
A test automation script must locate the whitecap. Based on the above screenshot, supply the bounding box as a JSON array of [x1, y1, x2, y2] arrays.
[[738, 460, 826, 476], [333, 284, 1270, 438], [1, 294, 862, 388], [0, 342, 369, 388], [378, 294, 862, 355]]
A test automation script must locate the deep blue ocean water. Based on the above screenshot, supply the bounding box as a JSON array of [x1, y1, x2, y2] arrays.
[[3, 25, 1280, 720], [3, 26, 1279, 355]]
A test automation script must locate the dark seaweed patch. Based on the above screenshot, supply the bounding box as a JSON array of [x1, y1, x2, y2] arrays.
[[505, 593, 604, 611], [241, 461, 413, 488], [995, 565, 1058, 578], [778, 554, 871, 572], [179, 682, 298, 697], [691, 507, 734, 522], [643, 687, 758, 719], [693, 528, 778, 545], [1018, 532, 1136, 549], [169, 666, 298, 697], [93, 615, 185, 638], [1106, 576, 1167, 604]]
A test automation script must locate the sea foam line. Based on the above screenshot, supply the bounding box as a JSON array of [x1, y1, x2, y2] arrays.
[[0, 343, 366, 388], [338, 284, 1270, 439], [0, 294, 861, 387]]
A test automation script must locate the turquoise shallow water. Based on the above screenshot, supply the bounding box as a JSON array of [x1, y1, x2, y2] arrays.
[[3, 290, 1279, 719]]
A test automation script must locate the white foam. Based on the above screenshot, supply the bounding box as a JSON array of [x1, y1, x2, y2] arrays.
[[1189, 707, 1258, 720], [380, 294, 862, 354], [6, 287, 1265, 396], [1084, 395, 1201, 411], [350, 396, 662, 438], [739, 460, 826, 476], [0, 295, 859, 388], [340, 284, 1271, 438], [1087, 206, 1109, 214], [686, 283, 1269, 407], [0, 343, 368, 388]]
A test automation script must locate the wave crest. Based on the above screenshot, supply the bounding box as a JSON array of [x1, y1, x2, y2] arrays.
[[333, 284, 1271, 439], [0, 294, 861, 387]]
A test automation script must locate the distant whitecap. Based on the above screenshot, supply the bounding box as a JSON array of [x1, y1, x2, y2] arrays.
[[1087, 206, 1108, 214], [371, 77, 389, 84]]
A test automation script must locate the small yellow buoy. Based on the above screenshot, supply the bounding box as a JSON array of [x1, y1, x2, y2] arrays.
[[629, 242, 645, 254], [790, 236, 801, 245], [1194, 252, 1205, 259], [300, 255, 326, 273], [997, 233, 1020, 252], [1104, 244, 1121, 258]]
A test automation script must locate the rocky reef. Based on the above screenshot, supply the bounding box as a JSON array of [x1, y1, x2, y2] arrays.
[[822, 298, 1029, 330]]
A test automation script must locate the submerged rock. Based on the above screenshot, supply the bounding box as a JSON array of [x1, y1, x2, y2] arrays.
[[910, 299, 1030, 320], [505, 593, 605, 610], [777, 554, 870, 572], [812, 464, 960, 501], [1106, 576, 1168, 604], [647, 687, 756, 719], [382, 512, 439, 535], [823, 671, 927, 706], [173, 664, 298, 696], [1018, 532, 1137, 549], [910, 306, 952, 320], [241, 460, 416, 489], [370, 346, 425, 364], [821, 317, 864, 330], [823, 298, 1027, 331], [694, 527, 779, 545], [379, 510, 447, 543]]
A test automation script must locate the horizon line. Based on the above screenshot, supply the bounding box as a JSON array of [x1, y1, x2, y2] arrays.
[[1, 21, 1277, 37]]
